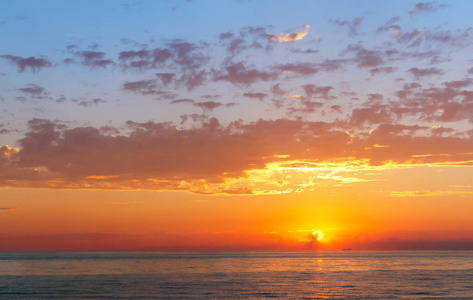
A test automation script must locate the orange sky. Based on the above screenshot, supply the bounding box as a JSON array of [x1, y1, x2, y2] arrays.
[[2, 164, 473, 251]]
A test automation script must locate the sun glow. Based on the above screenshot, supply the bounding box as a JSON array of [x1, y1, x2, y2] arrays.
[[312, 230, 323, 241]]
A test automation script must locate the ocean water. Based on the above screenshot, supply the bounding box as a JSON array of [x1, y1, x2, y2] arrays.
[[0, 251, 472, 299]]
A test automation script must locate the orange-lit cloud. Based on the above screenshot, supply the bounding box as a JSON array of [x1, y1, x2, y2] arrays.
[[266, 25, 310, 43], [2, 117, 473, 194]]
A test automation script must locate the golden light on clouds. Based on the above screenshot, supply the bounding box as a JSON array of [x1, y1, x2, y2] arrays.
[[267, 24, 310, 42]]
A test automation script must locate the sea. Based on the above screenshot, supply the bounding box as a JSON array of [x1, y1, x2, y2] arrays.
[[0, 251, 472, 299]]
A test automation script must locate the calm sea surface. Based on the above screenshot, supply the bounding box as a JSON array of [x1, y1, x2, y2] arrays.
[[0, 251, 472, 299]]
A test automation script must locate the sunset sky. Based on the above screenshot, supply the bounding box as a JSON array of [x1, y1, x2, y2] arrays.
[[2, 0, 473, 251]]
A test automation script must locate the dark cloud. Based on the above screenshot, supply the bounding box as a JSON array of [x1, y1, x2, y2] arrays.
[[302, 84, 334, 100], [317, 59, 347, 72], [408, 67, 443, 79], [0, 123, 13, 135], [329, 17, 364, 36], [18, 84, 45, 96], [376, 17, 401, 33], [409, 2, 441, 15], [156, 73, 175, 87], [181, 70, 206, 90], [287, 99, 323, 116], [442, 79, 472, 89], [73, 51, 115, 68], [215, 62, 278, 85], [370, 67, 396, 76], [167, 41, 209, 70], [150, 48, 173, 67], [345, 45, 384, 68], [201, 94, 221, 99], [393, 28, 473, 49], [171, 98, 195, 104], [277, 63, 319, 76], [193, 101, 235, 112], [117, 42, 209, 91], [219, 31, 234, 40], [118, 49, 150, 61], [242, 92, 267, 101], [0, 55, 52, 72], [123, 80, 159, 95], [93, 46, 173, 71], [391, 81, 473, 123], [349, 106, 392, 127], [78, 98, 106, 107], [330, 105, 342, 112], [290, 48, 319, 55], [271, 83, 287, 96]]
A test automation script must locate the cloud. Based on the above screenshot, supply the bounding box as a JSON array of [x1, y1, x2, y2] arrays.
[[73, 51, 115, 68], [387, 81, 473, 123], [123, 80, 159, 95], [181, 70, 207, 90], [117, 42, 209, 73], [290, 48, 319, 55], [409, 2, 440, 15], [329, 17, 364, 36], [18, 84, 46, 96], [408, 67, 444, 79], [78, 98, 106, 107], [2, 116, 473, 194], [0, 123, 13, 135], [442, 79, 472, 89], [215, 62, 278, 85], [219, 31, 234, 40], [118, 49, 150, 61], [286, 99, 323, 115], [171, 98, 195, 104], [156, 73, 176, 87], [166, 41, 209, 70], [277, 63, 318, 76], [271, 83, 287, 96], [349, 106, 392, 127], [345, 45, 384, 68], [302, 84, 334, 100], [376, 17, 401, 33], [266, 24, 310, 43], [217, 26, 272, 59], [193, 101, 236, 111], [242, 92, 267, 101], [0, 55, 52, 72], [369, 67, 395, 76], [393, 28, 472, 49]]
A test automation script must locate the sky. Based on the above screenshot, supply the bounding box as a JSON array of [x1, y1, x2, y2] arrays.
[[1, 0, 473, 251]]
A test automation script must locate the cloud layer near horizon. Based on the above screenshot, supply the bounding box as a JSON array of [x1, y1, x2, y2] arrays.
[[2, 116, 473, 194]]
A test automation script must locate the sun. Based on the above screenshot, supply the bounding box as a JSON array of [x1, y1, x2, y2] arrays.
[[312, 230, 323, 241]]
